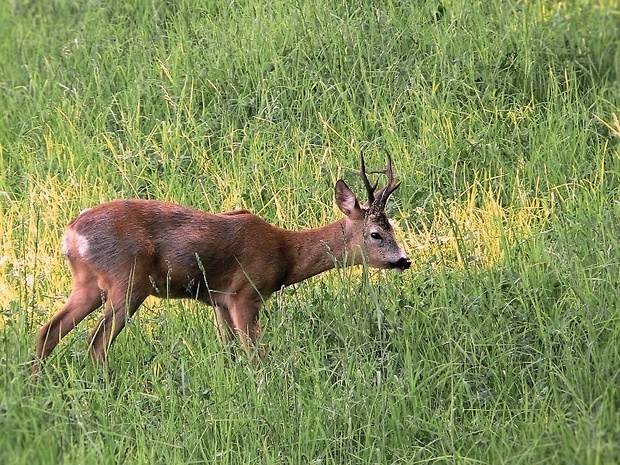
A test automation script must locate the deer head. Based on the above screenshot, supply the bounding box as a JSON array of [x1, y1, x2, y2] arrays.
[[334, 152, 411, 271]]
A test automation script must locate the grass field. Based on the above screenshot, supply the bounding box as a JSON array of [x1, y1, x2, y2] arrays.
[[1, 0, 620, 463]]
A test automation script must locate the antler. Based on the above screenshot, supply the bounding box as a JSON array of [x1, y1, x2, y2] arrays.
[[354, 152, 379, 206], [354, 152, 401, 211], [372, 151, 401, 211]]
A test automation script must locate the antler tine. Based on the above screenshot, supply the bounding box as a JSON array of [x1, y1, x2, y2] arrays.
[[369, 151, 394, 182], [372, 152, 401, 210], [354, 152, 379, 205]]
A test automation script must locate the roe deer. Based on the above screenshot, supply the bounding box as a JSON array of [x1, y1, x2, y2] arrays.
[[33, 154, 410, 373]]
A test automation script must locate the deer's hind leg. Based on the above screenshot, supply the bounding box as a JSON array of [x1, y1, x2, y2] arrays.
[[86, 274, 150, 362], [35, 284, 103, 357], [34, 271, 104, 373]]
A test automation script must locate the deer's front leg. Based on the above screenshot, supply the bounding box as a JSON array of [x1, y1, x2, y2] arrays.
[[212, 304, 235, 345], [229, 294, 265, 361]]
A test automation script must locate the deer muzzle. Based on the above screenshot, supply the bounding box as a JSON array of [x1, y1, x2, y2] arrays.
[[389, 256, 411, 271]]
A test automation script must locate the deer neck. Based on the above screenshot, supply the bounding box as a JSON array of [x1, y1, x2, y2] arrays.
[[281, 218, 361, 287]]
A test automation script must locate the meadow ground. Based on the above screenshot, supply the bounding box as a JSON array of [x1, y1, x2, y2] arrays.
[[1, 0, 619, 463]]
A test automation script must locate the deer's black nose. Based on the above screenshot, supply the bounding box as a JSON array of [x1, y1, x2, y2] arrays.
[[390, 257, 411, 271]]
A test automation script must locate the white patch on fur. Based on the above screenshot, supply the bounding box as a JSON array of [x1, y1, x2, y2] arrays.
[[74, 232, 91, 258], [62, 209, 93, 258], [61, 233, 70, 257], [63, 231, 91, 259]]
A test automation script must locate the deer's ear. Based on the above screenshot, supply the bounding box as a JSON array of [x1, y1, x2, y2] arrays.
[[335, 180, 364, 220]]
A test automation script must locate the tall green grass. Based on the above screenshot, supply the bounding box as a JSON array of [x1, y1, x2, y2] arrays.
[[1, 0, 619, 463]]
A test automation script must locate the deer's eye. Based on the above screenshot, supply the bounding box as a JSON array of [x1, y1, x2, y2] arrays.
[[370, 232, 382, 240]]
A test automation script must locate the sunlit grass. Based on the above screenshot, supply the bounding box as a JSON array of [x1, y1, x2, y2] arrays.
[[407, 172, 554, 271]]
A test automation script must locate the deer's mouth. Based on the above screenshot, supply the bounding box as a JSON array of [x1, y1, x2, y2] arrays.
[[388, 257, 411, 271]]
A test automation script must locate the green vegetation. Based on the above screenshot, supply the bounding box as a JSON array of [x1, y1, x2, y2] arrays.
[[1, 0, 619, 463]]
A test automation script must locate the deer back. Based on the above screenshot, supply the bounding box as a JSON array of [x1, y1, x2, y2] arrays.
[[62, 200, 290, 303]]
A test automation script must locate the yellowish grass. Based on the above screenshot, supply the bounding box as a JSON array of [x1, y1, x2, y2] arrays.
[[405, 172, 554, 270]]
